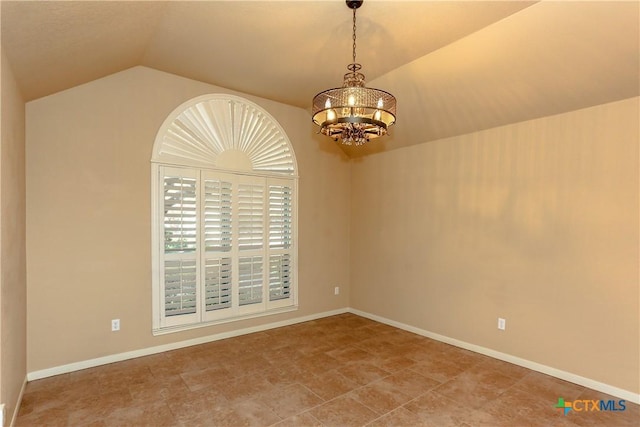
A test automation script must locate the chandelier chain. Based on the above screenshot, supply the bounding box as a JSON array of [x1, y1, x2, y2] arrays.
[[352, 6, 357, 64]]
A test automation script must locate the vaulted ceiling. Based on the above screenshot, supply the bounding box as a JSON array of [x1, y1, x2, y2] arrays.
[[2, 1, 638, 157]]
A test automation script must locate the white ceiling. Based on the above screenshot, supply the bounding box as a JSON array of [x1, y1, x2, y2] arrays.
[[2, 0, 638, 157]]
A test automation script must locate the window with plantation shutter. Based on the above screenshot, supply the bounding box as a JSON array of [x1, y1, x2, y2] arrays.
[[152, 94, 297, 334]]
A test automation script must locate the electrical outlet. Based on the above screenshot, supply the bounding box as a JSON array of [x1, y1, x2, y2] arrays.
[[334, 286, 340, 295], [111, 319, 120, 332], [498, 317, 506, 331]]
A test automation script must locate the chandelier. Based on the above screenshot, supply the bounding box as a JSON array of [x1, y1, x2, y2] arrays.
[[312, 0, 397, 146]]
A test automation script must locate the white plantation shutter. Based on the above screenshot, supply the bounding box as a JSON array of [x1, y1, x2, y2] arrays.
[[204, 179, 232, 252], [204, 257, 232, 311], [202, 176, 233, 316], [161, 169, 199, 323], [238, 183, 265, 251], [164, 176, 197, 253], [152, 94, 297, 334], [156, 168, 295, 329], [269, 254, 291, 301], [239, 256, 264, 306], [164, 259, 197, 316], [152, 95, 296, 173], [269, 184, 292, 249], [266, 179, 293, 307]]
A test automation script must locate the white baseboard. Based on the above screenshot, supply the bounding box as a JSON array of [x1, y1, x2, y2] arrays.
[[9, 376, 27, 427], [349, 308, 640, 405], [27, 307, 349, 381], [26, 306, 639, 405]]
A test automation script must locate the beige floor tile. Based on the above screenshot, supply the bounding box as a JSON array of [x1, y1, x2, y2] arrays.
[[370, 354, 417, 372], [102, 400, 176, 427], [220, 398, 282, 426], [349, 327, 385, 342], [377, 368, 441, 398], [271, 411, 323, 427], [410, 356, 468, 383], [294, 352, 342, 375], [366, 407, 427, 427], [399, 339, 452, 362], [263, 364, 318, 388], [433, 363, 520, 408], [257, 383, 324, 419], [129, 374, 191, 404], [67, 390, 136, 426], [179, 366, 231, 392], [475, 357, 532, 380], [308, 395, 378, 427], [15, 314, 634, 427], [354, 336, 402, 357], [219, 373, 275, 402], [327, 345, 374, 364], [349, 378, 414, 415], [15, 406, 69, 427], [165, 389, 229, 424], [513, 371, 586, 402], [403, 390, 477, 426], [337, 361, 391, 386], [260, 343, 306, 364], [221, 353, 273, 376], [322, 331, 358, 348], [300, 369, 360, 401]]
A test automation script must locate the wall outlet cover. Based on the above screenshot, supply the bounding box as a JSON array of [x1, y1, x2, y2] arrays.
[[498, 317, 506, 330]]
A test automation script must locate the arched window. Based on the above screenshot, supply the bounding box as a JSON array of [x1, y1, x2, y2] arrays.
[[151, 94, 298, 334]]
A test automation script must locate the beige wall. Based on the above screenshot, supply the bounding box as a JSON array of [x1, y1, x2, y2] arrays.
[[1, 51, 27, 422], [351, 97, 639, 393], [26, 66, 351, 372], [23, 64, 639, 396]]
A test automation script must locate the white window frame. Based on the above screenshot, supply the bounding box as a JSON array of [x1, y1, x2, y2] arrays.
[[151, 94, 298, 335]]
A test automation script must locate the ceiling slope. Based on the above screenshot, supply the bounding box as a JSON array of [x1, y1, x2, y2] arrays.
[[2, 1, 638, 157], [344, 0, 640, 156], [1, 0, 168, 101]]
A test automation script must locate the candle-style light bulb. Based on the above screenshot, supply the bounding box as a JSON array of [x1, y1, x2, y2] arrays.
[[373, 98, 383, 121]]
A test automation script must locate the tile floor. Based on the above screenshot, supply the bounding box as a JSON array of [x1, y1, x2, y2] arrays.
[[16, 313, 639, 426]]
